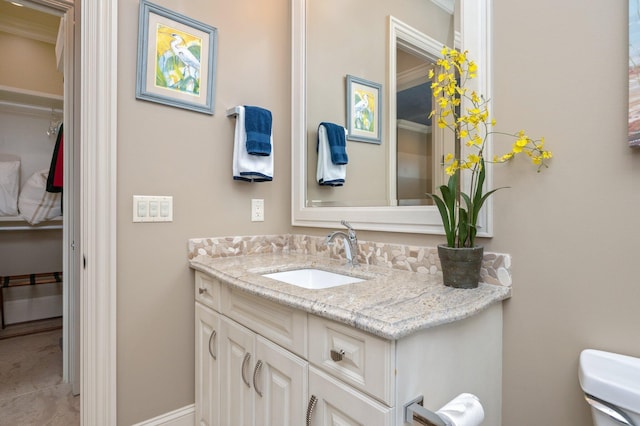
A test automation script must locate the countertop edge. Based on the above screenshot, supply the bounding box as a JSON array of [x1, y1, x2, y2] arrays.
[[190, 255, 511, 340]]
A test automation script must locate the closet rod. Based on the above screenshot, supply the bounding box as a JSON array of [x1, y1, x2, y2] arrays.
[[0, 225, 62, 231], [0, 100, 63, 115]]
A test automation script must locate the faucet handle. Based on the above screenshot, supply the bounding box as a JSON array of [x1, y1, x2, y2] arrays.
[[341, 220, 357, 240], [341, 220, 355, 234]]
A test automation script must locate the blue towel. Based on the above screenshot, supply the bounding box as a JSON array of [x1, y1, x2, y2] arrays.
[[317, 122, 348, 165], [316, 124, 347, 186], [233, 106, 273, 182], [244, 106, 272, 156]]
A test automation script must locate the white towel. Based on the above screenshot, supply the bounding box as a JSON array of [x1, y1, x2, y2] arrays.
[[233, 106, 273, 182], [316, 124, 347, 186], [0, 159, 20, 216], [435, 393, 485, 426]]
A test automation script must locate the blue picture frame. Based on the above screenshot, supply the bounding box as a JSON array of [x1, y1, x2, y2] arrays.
[[136, 0, 218, 115], [346, 75, 382, 144]]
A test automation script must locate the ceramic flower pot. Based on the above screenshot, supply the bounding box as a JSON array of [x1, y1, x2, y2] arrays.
[[437, 244, 483, 289]]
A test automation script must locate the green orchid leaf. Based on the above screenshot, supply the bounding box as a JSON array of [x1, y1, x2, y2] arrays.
[[427, 193, 455, 247], [458, 207, 469, 247]]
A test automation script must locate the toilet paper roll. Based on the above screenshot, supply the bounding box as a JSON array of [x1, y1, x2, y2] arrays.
[[435, 393, 485, 426]]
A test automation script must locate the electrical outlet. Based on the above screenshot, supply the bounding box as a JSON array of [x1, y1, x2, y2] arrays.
[[251, 199, 264, 222]]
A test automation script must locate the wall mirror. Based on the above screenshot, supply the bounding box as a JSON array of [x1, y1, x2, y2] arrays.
[[291, 0, 491, 234]]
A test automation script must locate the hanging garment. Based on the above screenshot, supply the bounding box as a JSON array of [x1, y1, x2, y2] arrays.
[[46, 123, 63, 193]]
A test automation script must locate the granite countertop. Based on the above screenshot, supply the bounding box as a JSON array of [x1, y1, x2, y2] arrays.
[[190, 252, 511, 340]]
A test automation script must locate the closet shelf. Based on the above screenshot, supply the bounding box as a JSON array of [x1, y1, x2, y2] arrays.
[[0, 85, 63, 115], [0, 216, 63, 231]]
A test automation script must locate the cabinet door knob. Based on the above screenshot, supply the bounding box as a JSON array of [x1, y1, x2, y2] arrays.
[[253, 360, 263, 397], [208, 330, 217, 360], [306, 394, 318, 426], [241, 352, 252, 388], [198, 287, 207, 294], [330, 349, 345, 362]]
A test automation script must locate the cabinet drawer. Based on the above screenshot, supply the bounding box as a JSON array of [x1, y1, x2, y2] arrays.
[[308, 315, 394, 405], [222, 286, 307, 358], [195, 271, 221, 311]]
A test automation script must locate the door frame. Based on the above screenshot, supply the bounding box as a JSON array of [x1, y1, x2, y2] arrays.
[[79, 0, 118, 423], [27, 0, 118, 422]]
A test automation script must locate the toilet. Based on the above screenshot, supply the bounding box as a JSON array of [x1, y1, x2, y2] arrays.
[[579, 349, 640, 426]]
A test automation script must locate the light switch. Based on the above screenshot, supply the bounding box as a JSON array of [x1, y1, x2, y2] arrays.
[[148, 200, 159, 217], [160, 200, 170, 217], [133, 195, 173, 222], [137, 199, 147, 217]]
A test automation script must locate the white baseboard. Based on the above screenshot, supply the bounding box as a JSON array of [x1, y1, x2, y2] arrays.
[[132, 404, 195, 426], [3, 294, 63, 324]]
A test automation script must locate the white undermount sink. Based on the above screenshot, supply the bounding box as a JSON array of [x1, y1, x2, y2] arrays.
[[262, 268, 364, 290]]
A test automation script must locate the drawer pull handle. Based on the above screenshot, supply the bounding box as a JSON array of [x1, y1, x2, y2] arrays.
[[198, 287, 207, 294], [306, 394, 318, 426], [253, 360, 263, 397], [241, 352, 251, 388], [330, 349, 345, 362], [208, 330, 217, 360]]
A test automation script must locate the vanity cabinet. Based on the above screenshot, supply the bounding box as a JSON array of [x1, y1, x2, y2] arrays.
[[219, 315, 308, 425], [195, 272, 308, 426], [194, 270, 503, 425], [195, 303, 220, 426]]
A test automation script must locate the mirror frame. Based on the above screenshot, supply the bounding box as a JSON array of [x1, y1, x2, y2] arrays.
[[291, 0, 492, 234]]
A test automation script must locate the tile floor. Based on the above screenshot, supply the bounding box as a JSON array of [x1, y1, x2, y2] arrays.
[[0, 328, 79, 425]]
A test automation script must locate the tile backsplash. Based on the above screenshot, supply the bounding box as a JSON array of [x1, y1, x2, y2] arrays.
[[188, 234, 512, 287]]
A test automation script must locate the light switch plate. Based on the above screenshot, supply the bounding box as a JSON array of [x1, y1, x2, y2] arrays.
[[133, 195, 173, 222]]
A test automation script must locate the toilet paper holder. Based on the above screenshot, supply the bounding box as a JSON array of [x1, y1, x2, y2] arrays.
[[404, 395, 447, 426]]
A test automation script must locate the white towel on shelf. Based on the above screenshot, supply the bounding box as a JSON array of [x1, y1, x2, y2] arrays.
[[316, 124, 347, 186], [233, 106, 273, 182], [0, 159, 20, 216], [435, 393, 485, 426]]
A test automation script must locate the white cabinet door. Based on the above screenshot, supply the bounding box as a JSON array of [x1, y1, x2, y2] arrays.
[[220, 316, 256, 426], [254, 335, 308, 426], [195, 303, 220, 426], [307, 366, 392, 426]]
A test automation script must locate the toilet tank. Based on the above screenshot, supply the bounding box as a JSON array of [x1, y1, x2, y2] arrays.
[[579, 349, 640, 425]]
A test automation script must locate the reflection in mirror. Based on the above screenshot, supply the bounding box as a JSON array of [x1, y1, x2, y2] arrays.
[[305, 1, 454, 208], [291, 0, 491, 234], [396, 49, 436, 206]]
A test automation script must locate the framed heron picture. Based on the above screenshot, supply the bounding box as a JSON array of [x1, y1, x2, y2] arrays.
[[346, 75, 382, 144], [136, 0, 218, 114], [630, 0, 640, 146]]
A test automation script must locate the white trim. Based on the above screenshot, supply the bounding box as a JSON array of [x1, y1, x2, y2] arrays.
[[430, 0, 455, 15], [80, 0, 118, 424], [131, 405, 196, 426], [396, 63, 431, 91], [397, 119, 431, 135], [291, 0, 492, 235], [388, 16, 444, 213]]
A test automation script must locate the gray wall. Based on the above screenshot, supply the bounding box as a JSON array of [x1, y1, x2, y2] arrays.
[[116, 0, 292, 423], [114, 0, 640, 425]]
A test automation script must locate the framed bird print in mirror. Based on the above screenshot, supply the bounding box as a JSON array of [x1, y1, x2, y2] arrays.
[[136, 0, 218, 114], [346, 75, 382, 144]]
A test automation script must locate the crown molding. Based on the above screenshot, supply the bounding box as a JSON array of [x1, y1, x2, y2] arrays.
[[0, 13, 58, 44]]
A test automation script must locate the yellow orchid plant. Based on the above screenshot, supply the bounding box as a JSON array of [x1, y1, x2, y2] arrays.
[[428, 47, 553, 248]]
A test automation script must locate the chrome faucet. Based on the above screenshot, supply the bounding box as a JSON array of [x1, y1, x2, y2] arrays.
[[326, 220, 359, 266]]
